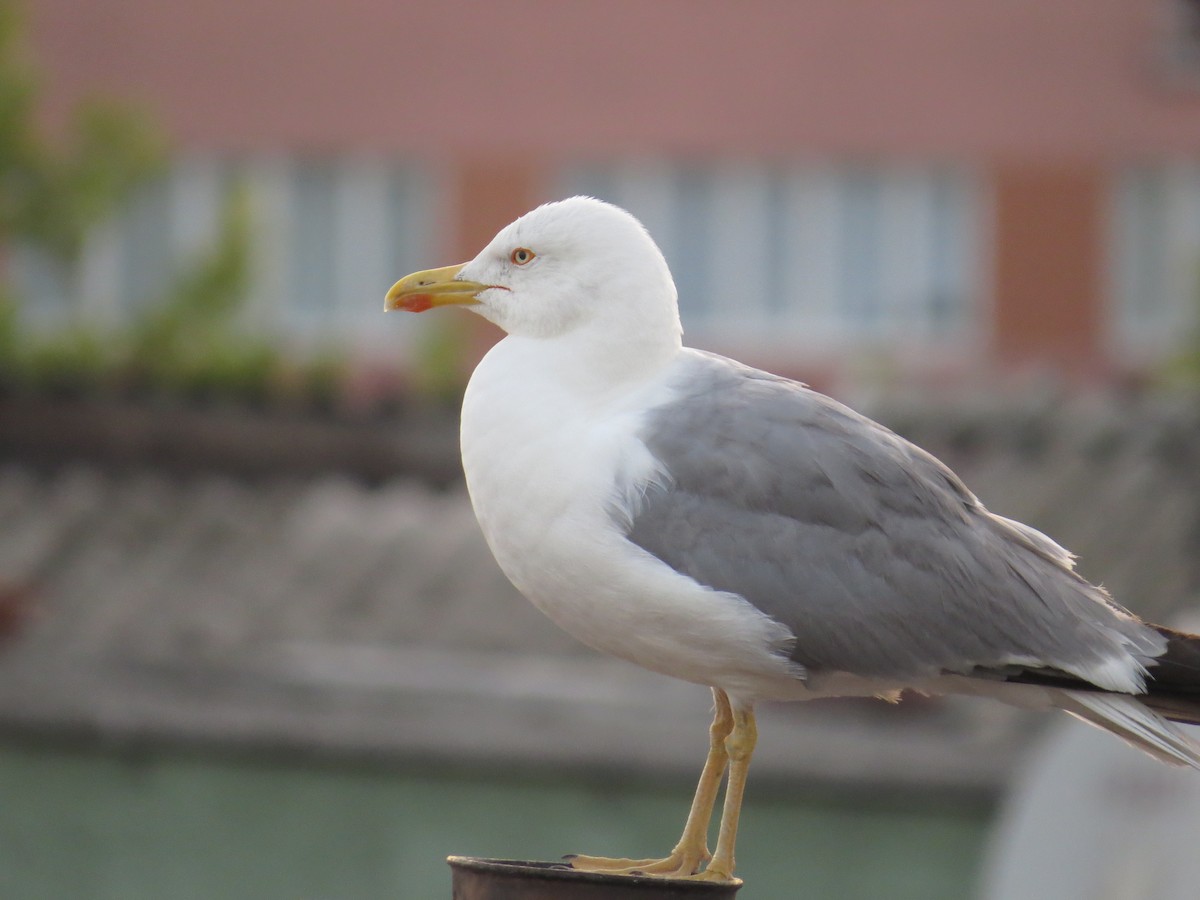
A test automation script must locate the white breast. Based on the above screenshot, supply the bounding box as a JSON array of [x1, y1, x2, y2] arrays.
[[458, 337, 801, 702]]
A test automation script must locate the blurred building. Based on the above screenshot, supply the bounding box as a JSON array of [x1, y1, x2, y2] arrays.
[[18, 0, 1200, 386]]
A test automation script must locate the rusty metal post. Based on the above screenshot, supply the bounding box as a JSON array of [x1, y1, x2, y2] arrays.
[[448, 857, 743, 899]]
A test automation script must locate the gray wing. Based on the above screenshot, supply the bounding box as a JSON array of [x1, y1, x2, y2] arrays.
[[627, 351, 1163, 684]]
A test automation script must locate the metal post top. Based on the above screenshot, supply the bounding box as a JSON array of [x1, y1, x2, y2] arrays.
[[448, 856, 743, 899]]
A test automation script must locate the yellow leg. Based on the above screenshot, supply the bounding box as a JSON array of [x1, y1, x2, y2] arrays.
[[693, 703, 756, 883], [569, 688, 735, 878]]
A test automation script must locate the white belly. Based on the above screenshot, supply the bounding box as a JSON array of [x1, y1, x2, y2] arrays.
[[458, 340, 801, 702]]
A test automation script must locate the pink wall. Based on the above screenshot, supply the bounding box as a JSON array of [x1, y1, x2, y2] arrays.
[[27, 0, 1200, 162]]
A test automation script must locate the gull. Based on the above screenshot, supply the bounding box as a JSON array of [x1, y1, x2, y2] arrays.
[[385, 196, 1200, 884]]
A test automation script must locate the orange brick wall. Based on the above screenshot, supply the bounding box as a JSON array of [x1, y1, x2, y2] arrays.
[[991, 164, 1106, 377]]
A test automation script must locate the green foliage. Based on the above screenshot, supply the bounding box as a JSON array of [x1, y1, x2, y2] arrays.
[[0, 3, 42, 238], [0, 0, 159, 396], [0, 179, 347, 406], [0, 184, 300, 404], [29, 99, 165, 260], [409, 315, 471, 405], [17, 325, 113, 394], [294, 349, 346, 410], [1157, 261, 1200, 392], [1160, 346, 1200, 391], [0, 3, 165, 259], [0, 5, 343, 407], [0, 285, 19, 380], [123, 184, 283, 400]]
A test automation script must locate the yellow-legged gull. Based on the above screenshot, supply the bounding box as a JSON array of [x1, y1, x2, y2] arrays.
[[386, 196, 1200, 884]]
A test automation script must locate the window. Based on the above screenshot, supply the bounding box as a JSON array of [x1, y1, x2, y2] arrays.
[[288, 162, 340, 326], [1110, 165, 1200, 356], [557, 161, 981, 349], [9, 157, 436, 348]]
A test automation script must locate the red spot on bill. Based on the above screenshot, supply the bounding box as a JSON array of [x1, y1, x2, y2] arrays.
[[400, 294, 433, 313]]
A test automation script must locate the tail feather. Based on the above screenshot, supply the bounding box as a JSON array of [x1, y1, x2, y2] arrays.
[[938, 672, 1200, 769], [954, 624, 1200, 767], [1055, 690, 1200, 770], [1140, 692, 1200, 726], [1049, 624, 1200, 768], [997, 624, 1200, 727]]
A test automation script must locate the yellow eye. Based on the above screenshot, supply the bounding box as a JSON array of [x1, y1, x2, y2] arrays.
[[510, 247, 535, 265]]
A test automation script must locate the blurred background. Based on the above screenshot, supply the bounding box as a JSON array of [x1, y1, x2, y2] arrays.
[[2, 1, 1200, 897]]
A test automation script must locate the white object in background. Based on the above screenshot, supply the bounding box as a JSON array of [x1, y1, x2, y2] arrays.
[[983, 689, 1200, 899]]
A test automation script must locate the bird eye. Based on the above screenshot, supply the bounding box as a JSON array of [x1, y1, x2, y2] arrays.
[[510, 247, 535, 265]]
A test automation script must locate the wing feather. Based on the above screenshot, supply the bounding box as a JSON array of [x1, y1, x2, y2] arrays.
[[626, 351, 1164, 690]]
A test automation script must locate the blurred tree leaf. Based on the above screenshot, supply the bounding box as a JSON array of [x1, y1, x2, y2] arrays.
[[19, 324, 113, 395], [0, 5, 344, 408], [0, 2, 41, 237], [123, 184, 289, 402], [27, 99, 165, 259], [128, 186, 253, 360], [1157, 259, 1200, 392], [0, 285, 17, 379], [0, 1, 164, 260]]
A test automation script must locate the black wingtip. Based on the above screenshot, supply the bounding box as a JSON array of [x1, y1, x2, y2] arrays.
[[1141, 624, 1200, 726], [1147, 624, 1200, 687]]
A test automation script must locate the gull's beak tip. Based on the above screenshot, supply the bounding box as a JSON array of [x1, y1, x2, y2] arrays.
[[384, 263, 479, 314]]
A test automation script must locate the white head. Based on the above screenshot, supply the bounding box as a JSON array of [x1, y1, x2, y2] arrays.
[[386, 197, 683, 348]]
